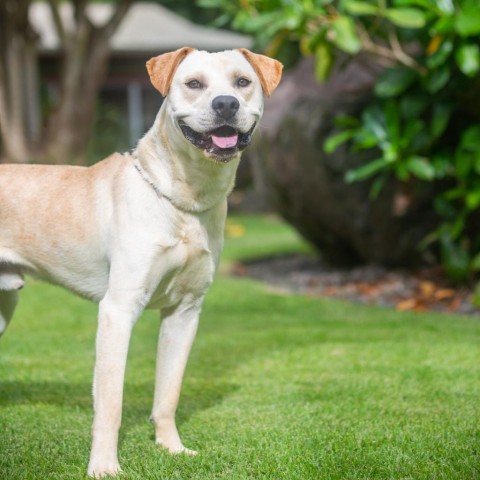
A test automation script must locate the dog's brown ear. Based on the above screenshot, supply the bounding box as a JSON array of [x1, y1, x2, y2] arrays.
[[146, 47, 195, 96], [237, 48, 283, 97]]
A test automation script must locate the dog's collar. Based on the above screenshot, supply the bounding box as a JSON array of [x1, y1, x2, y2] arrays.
[[133, 160, 164, 200], [133, 159, 210, 213], [131, 155, 224, 214]]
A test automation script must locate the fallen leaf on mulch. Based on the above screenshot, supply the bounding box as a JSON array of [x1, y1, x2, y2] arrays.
[[396, 299, 418, 311], [419, 281, 435, 298], [434, 288, 456, 300]]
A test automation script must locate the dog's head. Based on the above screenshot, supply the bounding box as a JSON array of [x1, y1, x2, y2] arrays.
[[146, 48, 283, 163]]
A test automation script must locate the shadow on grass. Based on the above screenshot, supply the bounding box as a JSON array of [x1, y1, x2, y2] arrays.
[[0, 378, 239, 427], [0, 380, 92, 409]]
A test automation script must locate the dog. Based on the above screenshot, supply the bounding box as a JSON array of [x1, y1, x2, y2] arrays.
[[0, 47, 282, 477]]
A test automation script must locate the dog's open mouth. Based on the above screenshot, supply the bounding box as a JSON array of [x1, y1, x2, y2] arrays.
[[179, 122, 255, 161]]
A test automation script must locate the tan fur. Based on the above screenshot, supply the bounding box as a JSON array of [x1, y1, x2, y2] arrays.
[[147, 47, 195, 96], [236, 48, 283, 96], [0, 48, 282, 477]]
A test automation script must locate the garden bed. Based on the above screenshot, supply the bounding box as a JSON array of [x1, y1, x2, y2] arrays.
[[233, 254, 480, 316]]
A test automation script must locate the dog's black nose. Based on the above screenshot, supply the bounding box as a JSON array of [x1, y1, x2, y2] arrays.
[[212, 95, 240, 120]]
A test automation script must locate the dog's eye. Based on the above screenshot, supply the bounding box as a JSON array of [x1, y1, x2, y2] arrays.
[[186, 80, 202, 89], [236, 77, 251, 88]]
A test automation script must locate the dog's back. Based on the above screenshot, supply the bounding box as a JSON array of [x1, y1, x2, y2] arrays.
[[0, 155, 127, 314]]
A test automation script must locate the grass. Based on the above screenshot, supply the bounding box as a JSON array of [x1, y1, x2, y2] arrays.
[[0, 214, 479, 479], [222, 214, 313, 265]]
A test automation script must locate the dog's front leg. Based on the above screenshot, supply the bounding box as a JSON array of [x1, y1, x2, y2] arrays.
[[151, 300, 202, 455], [88, 294, 141, 478]]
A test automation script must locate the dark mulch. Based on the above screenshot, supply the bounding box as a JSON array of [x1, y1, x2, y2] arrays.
[[232, 254, 480, 316]]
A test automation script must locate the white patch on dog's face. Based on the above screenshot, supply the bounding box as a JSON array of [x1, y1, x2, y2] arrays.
[[165, 50, 264, 163]]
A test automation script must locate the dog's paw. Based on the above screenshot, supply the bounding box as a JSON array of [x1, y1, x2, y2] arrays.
[[87, 461, 122, 478], [156, 440, 198, 456], [175, 446, 198, 456]]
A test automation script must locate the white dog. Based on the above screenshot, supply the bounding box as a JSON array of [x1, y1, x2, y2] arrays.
[[0, 47, 282, 477]]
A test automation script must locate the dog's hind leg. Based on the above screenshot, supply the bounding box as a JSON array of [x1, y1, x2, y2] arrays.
[[0, 290, 19, 335], [0, 266, 24, 336]]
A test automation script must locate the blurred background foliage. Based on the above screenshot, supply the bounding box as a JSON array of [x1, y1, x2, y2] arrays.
[[198, 0, 480, 285]]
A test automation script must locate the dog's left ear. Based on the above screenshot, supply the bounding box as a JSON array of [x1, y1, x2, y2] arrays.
[[147, 47, 195, 97], [237, 48, 283, 97]]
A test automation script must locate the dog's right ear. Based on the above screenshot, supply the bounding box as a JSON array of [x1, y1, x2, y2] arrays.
[[147, 47, 195, 97]]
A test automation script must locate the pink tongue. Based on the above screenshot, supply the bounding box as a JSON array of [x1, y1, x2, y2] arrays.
[[212, 134, 238, 149]]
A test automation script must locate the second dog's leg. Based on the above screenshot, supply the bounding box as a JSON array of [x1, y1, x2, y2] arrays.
[[87, 294, 141, 478], [151, 301, 201, 454]]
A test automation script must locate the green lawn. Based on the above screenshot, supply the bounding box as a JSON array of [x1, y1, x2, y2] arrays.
[[0, 215, 479, 479]]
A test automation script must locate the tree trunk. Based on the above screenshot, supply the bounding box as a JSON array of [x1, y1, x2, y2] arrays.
[[0, 0, 132, 164], [0, 0, 39, 163], [45, 29, 111, 164], [43, 0, 133, 164]]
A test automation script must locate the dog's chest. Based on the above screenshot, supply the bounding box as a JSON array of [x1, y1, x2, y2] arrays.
[[147, 215, 220, 309]]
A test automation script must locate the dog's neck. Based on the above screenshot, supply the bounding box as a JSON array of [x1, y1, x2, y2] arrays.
[[133, 107, 241, 213]]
